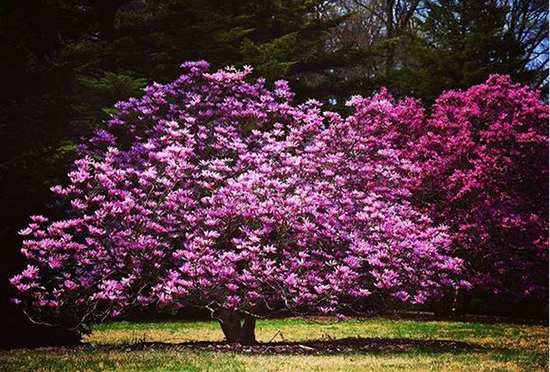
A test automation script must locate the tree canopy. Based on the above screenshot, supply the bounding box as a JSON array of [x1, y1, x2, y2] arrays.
[[11, 63, 466, 343]]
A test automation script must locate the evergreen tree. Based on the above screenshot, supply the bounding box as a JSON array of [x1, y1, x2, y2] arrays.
[[389, 0, 547, 103], [66, 0, 358, 115]]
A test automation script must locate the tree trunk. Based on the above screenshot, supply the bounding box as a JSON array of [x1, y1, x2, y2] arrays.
[[218, 309, 256, 344], [384, 0, 396, 75], [433, 289, 462, 318], [454, 289, 471, 315]]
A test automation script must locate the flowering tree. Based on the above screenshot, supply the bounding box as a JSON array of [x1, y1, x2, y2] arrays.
[[407, 76, 549, 303], [342, 76, 549, 306], [11, 62, 464, 344], [356, 76, 549, 307]]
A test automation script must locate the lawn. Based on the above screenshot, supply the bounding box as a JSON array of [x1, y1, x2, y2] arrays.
[[0, 316, 547, 371]]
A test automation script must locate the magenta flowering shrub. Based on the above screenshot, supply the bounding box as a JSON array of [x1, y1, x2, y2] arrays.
[[337, 77, 549, 303], [408, 76, 549, 301], [10, 62, 464, 330]]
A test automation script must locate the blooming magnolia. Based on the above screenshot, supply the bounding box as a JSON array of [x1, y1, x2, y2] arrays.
[[409, 76, 549, 301], [11, 62, 464, 343], [355, 76, 549, 303]]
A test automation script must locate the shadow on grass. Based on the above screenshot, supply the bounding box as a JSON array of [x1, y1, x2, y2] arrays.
[[91, 337, 481, 355]]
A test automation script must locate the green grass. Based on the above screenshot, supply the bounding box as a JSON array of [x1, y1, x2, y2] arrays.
[[1, 317, 547, 371]]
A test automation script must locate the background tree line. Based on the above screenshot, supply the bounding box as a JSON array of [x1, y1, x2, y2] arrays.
[[0, 0, 547, 347]]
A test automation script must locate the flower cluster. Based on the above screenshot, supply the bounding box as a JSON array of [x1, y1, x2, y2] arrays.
[[11, 62, 466, 329], [338, 77, 548, 302], [406, 75, 548, 300]]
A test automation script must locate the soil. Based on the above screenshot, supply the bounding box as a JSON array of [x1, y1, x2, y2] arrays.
[[79, 337, 479, 355]]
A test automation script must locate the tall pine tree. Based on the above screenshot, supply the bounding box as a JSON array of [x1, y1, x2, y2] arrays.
[[389, 0, 547, 103]]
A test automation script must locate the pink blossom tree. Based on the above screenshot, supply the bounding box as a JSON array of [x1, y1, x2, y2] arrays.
[[409, 76, 549, 304], [11, 62, 465, 344], [362, 76, 549, 306]]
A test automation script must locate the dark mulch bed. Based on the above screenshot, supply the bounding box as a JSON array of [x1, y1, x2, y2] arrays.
[[83, 337, 479, 355]]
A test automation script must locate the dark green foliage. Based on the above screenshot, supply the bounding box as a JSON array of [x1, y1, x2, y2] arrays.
[[388, 0, 548, 103], [73, 72, 147, 125]]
